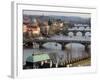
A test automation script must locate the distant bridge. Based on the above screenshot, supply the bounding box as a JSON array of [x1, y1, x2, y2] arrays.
[[67, 29, 91, 36]]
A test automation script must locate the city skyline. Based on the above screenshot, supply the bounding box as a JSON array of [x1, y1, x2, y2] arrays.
[[23, 10, 91, 19]]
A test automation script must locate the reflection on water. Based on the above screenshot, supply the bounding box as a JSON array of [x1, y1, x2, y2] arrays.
[[23, 42, 90, 65]]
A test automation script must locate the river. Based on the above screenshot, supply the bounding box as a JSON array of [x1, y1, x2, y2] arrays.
[[23, 35, 90, 65]]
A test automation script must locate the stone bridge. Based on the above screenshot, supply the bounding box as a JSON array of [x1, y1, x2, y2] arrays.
[[24, 38, 90, 50]]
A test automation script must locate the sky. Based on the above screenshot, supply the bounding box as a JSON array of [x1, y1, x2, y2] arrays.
[[23, 10, 91, 19]]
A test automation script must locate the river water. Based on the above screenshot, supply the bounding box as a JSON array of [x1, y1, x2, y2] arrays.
[[23, 35, 90, 65]]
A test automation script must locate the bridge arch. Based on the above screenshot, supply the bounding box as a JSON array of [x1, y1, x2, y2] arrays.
[[76, 31, 83, 37], [42, 42, 62, 50], [68, 32, 74, 37], [65, 43, 85, 59], [85, 32, 91, 37], [74, 27, 78, 30], [85, 27, 90, 30], [79, 27, 85, 30], [65, 43, 85, 48], [31, 38, 90, 50]]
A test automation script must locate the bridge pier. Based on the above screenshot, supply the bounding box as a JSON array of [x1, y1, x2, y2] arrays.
[[81, 43, 90, 54], [39, 42, 44, 49], [62, 45, 65, 50], [82, 31, 85, 36], [61, 43, 67, 50], [85, 44, 89, 52], [31, 39, 90, 51]]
